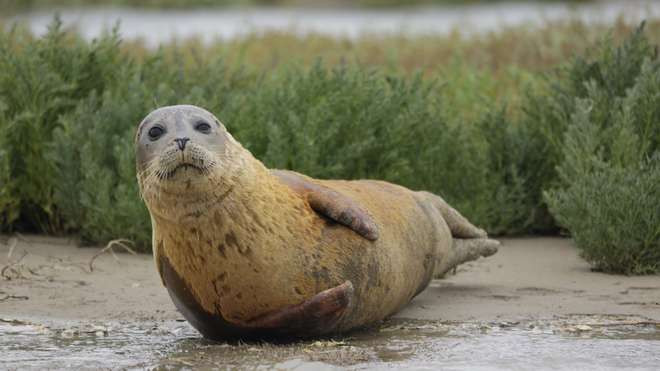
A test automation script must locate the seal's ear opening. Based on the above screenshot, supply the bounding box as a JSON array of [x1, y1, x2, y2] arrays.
[[135, 120, 144, 143], [135, 116, 151, 144]]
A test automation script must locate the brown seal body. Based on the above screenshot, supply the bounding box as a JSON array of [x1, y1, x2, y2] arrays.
[[136, 105, 498, 340]]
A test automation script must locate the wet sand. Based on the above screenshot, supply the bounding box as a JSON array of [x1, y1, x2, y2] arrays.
[[1, 235, 659, 370], [1, 235, 658, 323]]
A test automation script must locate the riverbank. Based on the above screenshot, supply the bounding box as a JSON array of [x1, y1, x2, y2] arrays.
[[1, 236, 658, 369], [1, 235, 657, 323]]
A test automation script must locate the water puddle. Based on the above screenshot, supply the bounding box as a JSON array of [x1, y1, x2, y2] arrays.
[[7, 1, 659, 46], [1, 315, 659, 370]]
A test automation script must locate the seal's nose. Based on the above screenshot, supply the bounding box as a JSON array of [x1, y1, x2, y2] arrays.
[[174, 137, 190, 151]]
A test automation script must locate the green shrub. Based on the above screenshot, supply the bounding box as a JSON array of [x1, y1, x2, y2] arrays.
[[0, 19, 123, 232], [544, 26, 660, 274], [0, 115, 17, 227], [224, 63, 530, 234], [228, 64, 443, 182], [515, 23, 658, 234], [460, 109, 541, 235], [52, 90, 153, 246], [1, 16, 658, 275], [48, 57, 525, 249], [50, 51, 246, 249]]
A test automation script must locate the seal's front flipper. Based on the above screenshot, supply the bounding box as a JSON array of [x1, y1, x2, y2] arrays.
[[272, 170, 379, 241], [244, 281, 354, 336], [306, 187, 379, 241]]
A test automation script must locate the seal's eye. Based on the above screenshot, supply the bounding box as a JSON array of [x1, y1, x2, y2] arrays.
[[195, 121, 212, 134], [148, 126, 164, 140]]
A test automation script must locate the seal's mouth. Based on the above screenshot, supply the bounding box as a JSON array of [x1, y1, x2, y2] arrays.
[[159, 163, 207, 180]]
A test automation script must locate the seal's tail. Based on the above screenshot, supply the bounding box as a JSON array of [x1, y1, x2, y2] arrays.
[[435, 238, 500, 277], [418, 191, 500, 277]]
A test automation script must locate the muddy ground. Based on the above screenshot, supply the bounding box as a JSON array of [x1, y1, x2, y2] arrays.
[[1, 236, 659, 369], [1, 235, 658, 322]]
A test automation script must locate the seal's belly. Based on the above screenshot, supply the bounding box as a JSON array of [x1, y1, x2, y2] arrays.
[[157, 215, 328, 325], [155, 180, 447, 339]]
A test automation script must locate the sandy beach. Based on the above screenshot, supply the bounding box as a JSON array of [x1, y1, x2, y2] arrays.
[[1, 235, 658, 323], [1, 235, 659, 370]]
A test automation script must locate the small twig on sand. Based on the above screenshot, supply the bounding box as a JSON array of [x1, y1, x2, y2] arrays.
[[88, 239, 137, 273], [26, 267, 43, 276], [0, 294, 29, 302], [14, 232, 34, 247], [1, 250, 28, 281], [585, 321, 660, 327], [6, 237, 18, 259]]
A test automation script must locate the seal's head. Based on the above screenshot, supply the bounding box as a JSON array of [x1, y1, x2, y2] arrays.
[[136, 105, 244, 220]]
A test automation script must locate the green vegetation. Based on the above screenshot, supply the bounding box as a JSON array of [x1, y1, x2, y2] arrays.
[[0, 18, 657, 274], [544, 26, 660, 274]]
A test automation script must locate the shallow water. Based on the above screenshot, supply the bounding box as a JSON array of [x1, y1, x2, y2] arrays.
[[8, 1, 659, 47], [2, 316, 659, 370]]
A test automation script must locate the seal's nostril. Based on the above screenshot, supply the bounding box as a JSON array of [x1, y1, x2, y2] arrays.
[[174, 137, 190, 151]]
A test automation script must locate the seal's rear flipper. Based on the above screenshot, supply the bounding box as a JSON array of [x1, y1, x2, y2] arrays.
[[434, 238, 500, 278], [416, 191, 498, 277], [244, 281, 354, 335], [418, 191, 487, 239], [272, 170, 379, 241]]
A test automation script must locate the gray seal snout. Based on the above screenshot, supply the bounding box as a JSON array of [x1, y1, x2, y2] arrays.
[[174, 137, 190, 151]]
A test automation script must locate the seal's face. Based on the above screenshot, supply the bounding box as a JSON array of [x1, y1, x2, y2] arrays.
[[136, 105, 228, 180], [136, 105, 243, 221]]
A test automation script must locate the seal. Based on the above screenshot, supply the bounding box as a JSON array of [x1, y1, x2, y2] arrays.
[[136, 104, 499, 340]]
